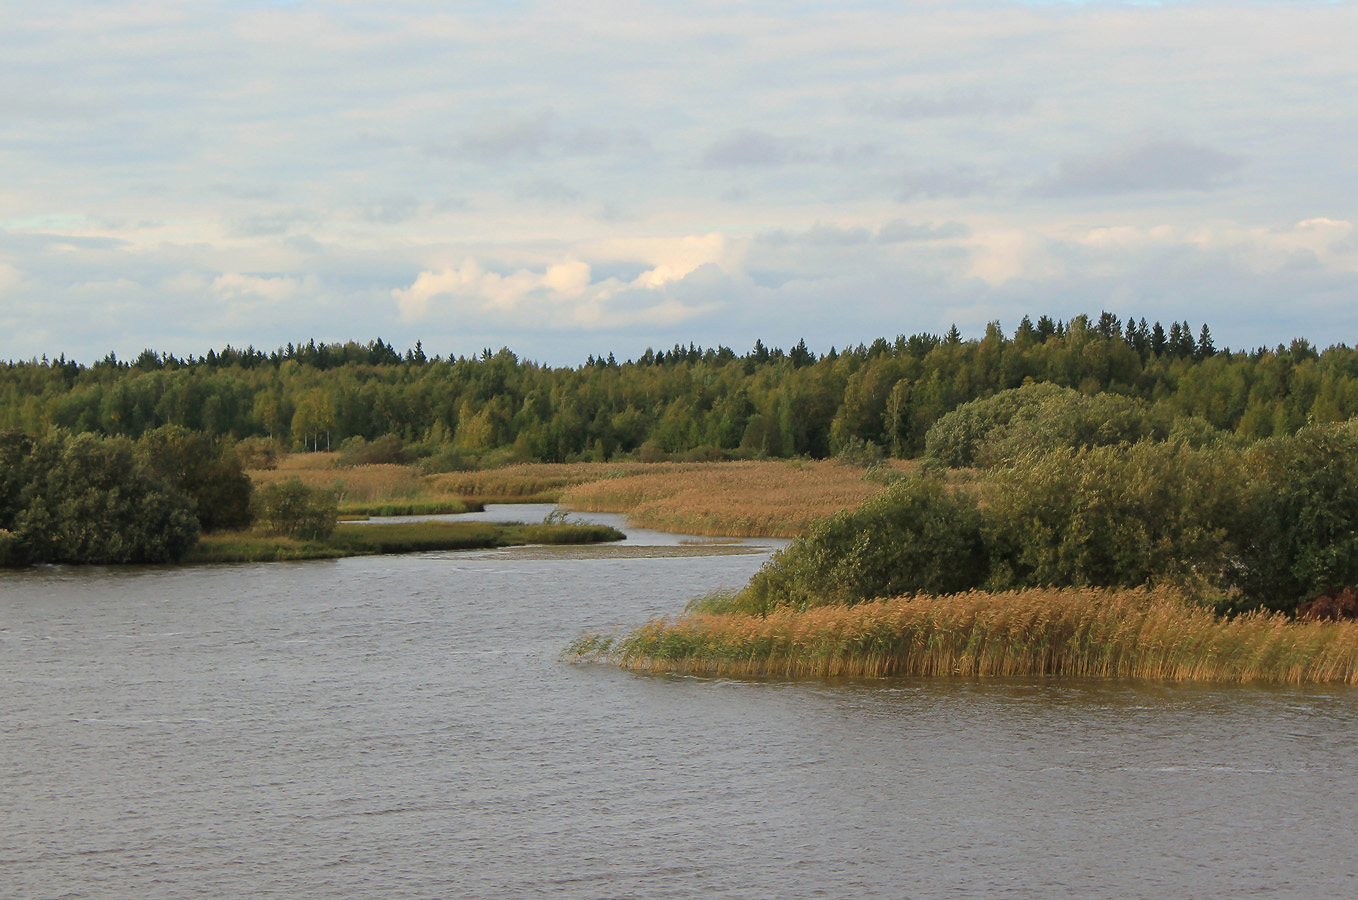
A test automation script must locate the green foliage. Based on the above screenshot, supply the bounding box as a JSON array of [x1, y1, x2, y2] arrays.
[[252, 478, 338, 540], [336, 434, 414, 467], [740, 474, 987, 613], [235, 435, 283, 470], [982, 442, 1243, 592], [923, 383, 1201, 468], [137, 425, 254, 531], [1231, 423, 1358, 612], [0, 430, 199, 565], [5, 316, 1354, 468], [924, 382, 1071, 467]]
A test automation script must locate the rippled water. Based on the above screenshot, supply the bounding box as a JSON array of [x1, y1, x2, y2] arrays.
[[3, 508, 1356, 899]]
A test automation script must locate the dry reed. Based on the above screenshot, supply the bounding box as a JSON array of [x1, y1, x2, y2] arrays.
[[569, 587, 1358, 684], [250, 452, 472, 510], [562, 459, 916, 536]]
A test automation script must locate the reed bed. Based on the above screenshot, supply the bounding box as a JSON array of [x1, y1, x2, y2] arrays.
[[426, 461, 706, 503], [562, 459, 915, 536], [186, 520, 624, 563], [249, 453, 477, 512], [568, 587, 1358, 684]]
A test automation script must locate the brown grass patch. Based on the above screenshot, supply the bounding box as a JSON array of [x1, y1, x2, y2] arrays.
[[569, 587, 1358, 684], [561, 459, 917, 537], [251, 456, 919, 536]]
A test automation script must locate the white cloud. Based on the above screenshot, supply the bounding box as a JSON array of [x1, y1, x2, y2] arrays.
[[211, 272, 304, 303], [0, 262, 21, 294]]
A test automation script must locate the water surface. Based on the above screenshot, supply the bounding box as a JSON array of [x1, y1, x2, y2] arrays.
[[3, 509, 1354, 898]]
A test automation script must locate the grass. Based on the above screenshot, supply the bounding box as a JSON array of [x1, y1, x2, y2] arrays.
[[250, 454, 484, 515], [254, 456, 912, 537], [566, 587, 1358, 684], [560, 459, 918, 537], [185, 519, 625, 564]]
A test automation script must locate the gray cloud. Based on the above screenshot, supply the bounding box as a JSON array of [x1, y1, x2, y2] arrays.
[[758, 223, 873, 247], [360, 195, 420, 224], [877, 220, 970, 243], [514, 177, 583, 205], [702, 130, 802, 168], [447, 111, 556, 162], [897, 168, 994, 200], [1039, 138, 1243, 197], [231, 210, 317, 238], [870, 93, 1031, 120]]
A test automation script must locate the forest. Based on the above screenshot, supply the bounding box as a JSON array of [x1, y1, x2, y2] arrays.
[[2, 312, 1355, 468], [5, 311, 1358, 593]]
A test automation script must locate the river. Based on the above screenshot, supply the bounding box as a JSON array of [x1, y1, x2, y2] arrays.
[[3, 506, 1355, 899]]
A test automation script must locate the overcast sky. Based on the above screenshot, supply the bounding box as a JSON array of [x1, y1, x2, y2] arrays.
[[2, 0, 1356, 365]]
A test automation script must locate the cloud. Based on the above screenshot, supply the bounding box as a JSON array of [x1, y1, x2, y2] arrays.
[[231, 210, 316, 238], [514, 177, 583, 205], [870, 93, 1031, 119], [1039, 138, 1243, 197], [701, 130, 802, 168], [392, 235, 735, 330], [897, 168, 994, 200], [878, 219, 970, 243], [212, 272, 304, 303], [0, 262, 22, 294], [449, 110, 555, 162], [360, 195, 420, 224]]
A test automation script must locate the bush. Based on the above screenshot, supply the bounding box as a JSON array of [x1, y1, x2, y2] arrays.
[[923, 383, 1072, 467], [3, 430, 200, 565], [139, 426, 253, 532], [739, 474, 986, 613], [336, 434, 414, 467], [236, 436, 284, 470], [982, 441, 1242, 592], [1231, 422, 1358, 613], [252, 478, 338, 540], [923, 383, 1205, 469]]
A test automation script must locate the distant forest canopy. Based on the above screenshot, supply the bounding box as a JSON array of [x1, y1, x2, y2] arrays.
[[2, 312, 1355, 463]]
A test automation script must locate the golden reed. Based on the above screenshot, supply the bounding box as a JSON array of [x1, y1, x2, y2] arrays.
[[573, 587, 1358, 684]]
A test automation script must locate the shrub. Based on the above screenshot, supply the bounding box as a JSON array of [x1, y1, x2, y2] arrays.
[[923, 383, 1072, 467], [139, 426, 253, 532], [252, 478, 338, 540], [336, 434, 414, 467], [1231, 422, 1358, 613], [236, 436, 284, 470], [982, 441, 1242, 592], [4, 430, 199, 565], [739, 473, 986, 613]]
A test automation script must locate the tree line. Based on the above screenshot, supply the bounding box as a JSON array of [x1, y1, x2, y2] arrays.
[[1, 312, 1354, 469]]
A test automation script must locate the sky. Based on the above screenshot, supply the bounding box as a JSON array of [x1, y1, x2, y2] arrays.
[[1, 0, 1356, 365]]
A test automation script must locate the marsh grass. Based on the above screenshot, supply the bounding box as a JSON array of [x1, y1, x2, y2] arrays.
[[252, 458, 920, 536], [567, 587, 1358, 684], [250, 453, 483, 514], [561, 459, 918, 536], [185, 519, 623, 563], [427, 462, 663, 502]]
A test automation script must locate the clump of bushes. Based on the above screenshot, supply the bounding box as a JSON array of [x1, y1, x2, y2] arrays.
[[0, 430, 200, 565], [236, 436, 285, 470], [252, 478, 338, 540], [336, 434, 415, 467], [139, 425, 254, 532], [739, 421, 1358, 617], [739, 474, 986, 614], [923, 383, 1225, 469]]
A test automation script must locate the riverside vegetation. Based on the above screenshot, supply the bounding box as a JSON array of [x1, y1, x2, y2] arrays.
[[8, 314, 1358, 684], [569, 407, 1358, 684], [0, 427, 621, 567]]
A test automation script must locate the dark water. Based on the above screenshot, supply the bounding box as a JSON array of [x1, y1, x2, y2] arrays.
[[3, 508, 1356, 899]]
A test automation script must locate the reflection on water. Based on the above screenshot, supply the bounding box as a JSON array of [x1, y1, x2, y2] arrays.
[[2, 508, 1356, 899]]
